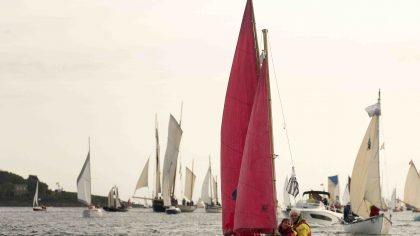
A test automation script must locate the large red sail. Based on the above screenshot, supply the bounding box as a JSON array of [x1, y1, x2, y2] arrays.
[[221, 0, 259, 234], [233, 58, 277, 234]]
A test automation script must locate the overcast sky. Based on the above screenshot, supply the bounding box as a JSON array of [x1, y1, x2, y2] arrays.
[[1, 0, 420, 203]]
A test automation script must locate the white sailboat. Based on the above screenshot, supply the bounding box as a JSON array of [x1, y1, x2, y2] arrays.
[[343, 92, 392, 234], [179, 164, 197, 212], [77, 140, 103, 218], [161, 114, 183, 214], [201, 157, 221, 213], [404, 161, 420, 220], [390, 187, 402, 212], [32, 181, 46, 211]]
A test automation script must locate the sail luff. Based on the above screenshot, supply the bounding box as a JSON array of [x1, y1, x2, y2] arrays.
[[221, 0, 260, 233]]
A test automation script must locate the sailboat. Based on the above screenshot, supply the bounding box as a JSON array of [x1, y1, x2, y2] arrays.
[[32, 181, 46, 211], [390, 187, 402, 212], [103, 185, 128, 212], [179, 163, 197, 212], [404, 161, 420, 220], [343, 92, 392, 234], [201, 157, 222, 213], [77, 140, 103, 218], [221, 0, 277, 234], [161, 114, 183, 214]]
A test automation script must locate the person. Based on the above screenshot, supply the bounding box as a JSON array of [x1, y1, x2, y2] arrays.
[[182, 198, 186, 206], [369, 205, 380, 217], [343, 203, 353, 223], [290, 208, 312, 236], [278, 218, 297, 236]]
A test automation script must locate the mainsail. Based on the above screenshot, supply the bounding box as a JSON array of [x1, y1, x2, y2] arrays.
[[221, 0, 260, 233], [33, 181, 39, 207], [328, 175, 340, 204], [233, 56, 277, 233], [201, 166, 212, 205], [155, 116, 161, 198], [77, 151, 91, 206], [161, 114, 183, 206], [184, 166, 196, 201], [350, 101, 382, 219], [404, 161, 420, 209]]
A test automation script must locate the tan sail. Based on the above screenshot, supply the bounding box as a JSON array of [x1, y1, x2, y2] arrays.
[[184, 166, 196, 201], [350, 103, 382, 219], [404, 161, 420, 208], [135, 158, 149, 191]]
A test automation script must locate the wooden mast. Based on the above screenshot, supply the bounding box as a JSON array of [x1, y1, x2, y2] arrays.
[[262, 29, 278, 233]]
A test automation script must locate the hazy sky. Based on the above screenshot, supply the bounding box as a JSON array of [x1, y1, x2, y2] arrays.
[[1, 0, 420, 203]]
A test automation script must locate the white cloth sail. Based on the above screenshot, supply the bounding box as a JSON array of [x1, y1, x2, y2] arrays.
[[77, 151, 91, 206], [201, 166, 212, 204], [108, 186, 122, 208], [342, 183, 350, 205], [161, 114, 183, 206], [33, 181, 39, 207], [283, 176, 291, 208], [404, 161, 420, 208], [184, 167, 196, 201], [350, 112, 381, 218], [212, 176, 218, 203], [390, 188, 396, 209], [135, 158, 149, 191], [155, 122, 161, 197]]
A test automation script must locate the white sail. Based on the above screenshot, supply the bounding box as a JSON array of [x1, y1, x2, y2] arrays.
[[212, 176, 218, 203], [350, 103, 382, 219], [390, 188, 396, 209], [77, 151, 91, 206], [33, 181, 39, 207], [404, 161, 420, 208], [201, 166, 211, 204], [107, 187, 113, 207], [184, 166, 196, 201], [161, 114, 183, 206], [135, 158, 149, 191], [342, 183, 350, 205]]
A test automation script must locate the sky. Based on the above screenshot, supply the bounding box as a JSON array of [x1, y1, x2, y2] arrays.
[[1, 0, 420, 204]]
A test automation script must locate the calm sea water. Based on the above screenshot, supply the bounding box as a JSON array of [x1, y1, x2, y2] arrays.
[[0, 207, 419, 235]]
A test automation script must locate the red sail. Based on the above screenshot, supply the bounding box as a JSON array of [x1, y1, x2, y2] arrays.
[[221, 0, 259, 234], [234, 58, 277, 234]]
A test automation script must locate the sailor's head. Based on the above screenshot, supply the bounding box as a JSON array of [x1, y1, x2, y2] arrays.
[[289, 208, 300, 220]]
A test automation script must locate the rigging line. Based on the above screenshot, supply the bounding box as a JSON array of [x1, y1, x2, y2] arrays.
[[267, 35, 295, 168]]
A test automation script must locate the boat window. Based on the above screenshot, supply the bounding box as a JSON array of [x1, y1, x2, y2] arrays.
[[310, 214, 332, 221]]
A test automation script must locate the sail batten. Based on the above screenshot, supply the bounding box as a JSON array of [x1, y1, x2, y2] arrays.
[[221, 0, 260, 233]]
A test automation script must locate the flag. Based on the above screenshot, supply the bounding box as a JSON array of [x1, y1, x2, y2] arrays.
[[286, 168, 299, 197], [365, 102, 381, 117], [380, 143, 385, 150]]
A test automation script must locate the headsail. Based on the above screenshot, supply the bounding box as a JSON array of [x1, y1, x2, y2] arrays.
[[201, 166, 212, 205], [184, 166, 196, 201], [33, 181, 39, 207], [221, 0, 260, 233], [161, 114, 183, 206], [233, 55, 277, 233], [404, 161, 420, 209], [350, 100, 382, 219], [135, 158, 150, 192], [77, 151, 91, 206]]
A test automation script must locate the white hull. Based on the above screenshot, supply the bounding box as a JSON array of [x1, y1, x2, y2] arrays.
[[165, 206, 181, 214], [82, 208, 103, 218], [205, 205, 222, 213], [282, 207, 342, 225], [179, 205, 197, 212], [343, 214, 392, 234], [414, 215, 420, 221]]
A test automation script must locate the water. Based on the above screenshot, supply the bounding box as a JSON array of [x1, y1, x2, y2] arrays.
[[0, 207, 419, 235]]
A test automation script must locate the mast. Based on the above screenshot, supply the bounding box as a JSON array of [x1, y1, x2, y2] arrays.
[[262, 29, 278, 219], [88, 137, 92, 206]]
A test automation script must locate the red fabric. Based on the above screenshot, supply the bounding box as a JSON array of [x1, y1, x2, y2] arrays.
[[370, 205, 380, 217], [233, 58, 277, 233], [221, 0, 259, 235]]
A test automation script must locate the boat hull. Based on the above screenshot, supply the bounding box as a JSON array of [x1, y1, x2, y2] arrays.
[[343, 214, 392, 234], [152, 199, 166, 212], [179, 205, 197, 212], [33, 207, 46, 211], [103, 207, 128, 212], [165, 206, 181, 214], [205, 204, 222, 213], [82, 208, 103, 218], [414, 215, 420, 221]]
